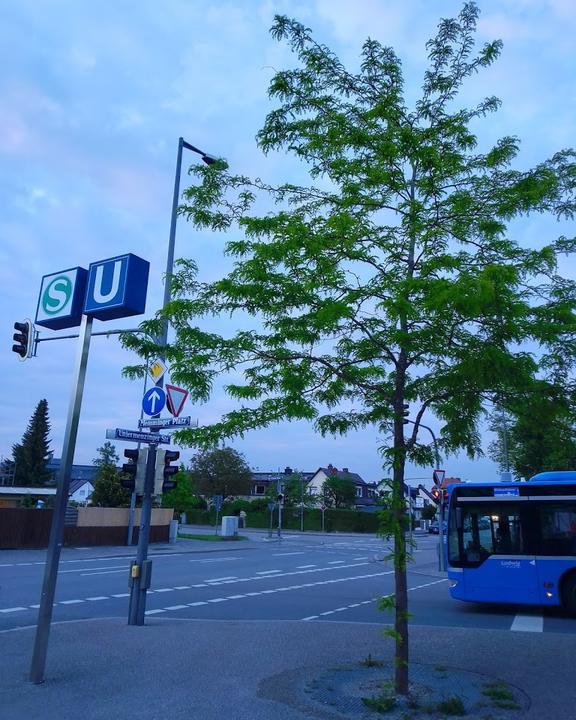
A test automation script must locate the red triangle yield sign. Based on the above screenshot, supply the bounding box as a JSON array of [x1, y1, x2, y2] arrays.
[[165, 384, 189, 417]]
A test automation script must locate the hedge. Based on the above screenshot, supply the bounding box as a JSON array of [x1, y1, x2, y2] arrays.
[[183, 505, 382, 533]]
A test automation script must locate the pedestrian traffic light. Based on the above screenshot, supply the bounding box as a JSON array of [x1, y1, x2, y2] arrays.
[[122, 448, 148, 494], [12, 319, 33, 359], [154, 449, 180, 494]]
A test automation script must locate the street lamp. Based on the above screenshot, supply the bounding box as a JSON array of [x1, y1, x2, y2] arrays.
[[160, 137, 217, 351]]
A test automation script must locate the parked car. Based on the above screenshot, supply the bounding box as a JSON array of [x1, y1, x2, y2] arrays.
[[428, 520, 447, 534]]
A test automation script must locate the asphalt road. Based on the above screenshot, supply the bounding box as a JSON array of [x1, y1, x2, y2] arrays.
[[1, 530, 575, 636]]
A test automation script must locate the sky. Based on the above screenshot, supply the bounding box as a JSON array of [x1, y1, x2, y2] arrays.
[[1, 0, 575, 486]]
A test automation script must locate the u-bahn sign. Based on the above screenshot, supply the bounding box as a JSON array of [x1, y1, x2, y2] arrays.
[[35, 253, 149, 329]]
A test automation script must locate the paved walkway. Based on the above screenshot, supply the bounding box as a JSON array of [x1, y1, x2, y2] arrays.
[[2, 616, 575, 719]]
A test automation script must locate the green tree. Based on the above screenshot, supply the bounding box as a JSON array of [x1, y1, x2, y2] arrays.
[[90, 442, 130, 507], [421, 504, 437, 521], [488, 387, 576, 479], [12, 399, 52, 486], [189, 447, 252, 499], [281, 472, 314, 507], [124, 3, 576, 694], [161, 468, 197, 514], [321, 475, 356, 509]]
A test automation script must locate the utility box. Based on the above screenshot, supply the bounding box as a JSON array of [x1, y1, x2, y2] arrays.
[[221, 516, 238, 537]]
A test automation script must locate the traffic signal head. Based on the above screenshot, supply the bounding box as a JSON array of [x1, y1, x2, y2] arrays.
[[154, 449, 180, 494], [431, 486, 441, 504], [121, 448, 148, 494], [12, 319, 33, 360], [121, 449, 139, 491], [277, 493, 284, 503]]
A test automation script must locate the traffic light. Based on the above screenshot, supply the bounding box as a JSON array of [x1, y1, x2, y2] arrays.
[[277, 493, 284, 504], [154, 449, 180, 494], [430, 486, 441, 504], [12, 319, 33, 359], [122, 448, 148, 494]]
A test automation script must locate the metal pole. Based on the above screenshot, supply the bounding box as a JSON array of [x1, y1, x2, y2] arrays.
[[277, 502, 282, 539], [438, 494, 447, 572], [300, 475, 304, 532], [30, 314, 93, 684], [127, 368, 149, 546], [408, 492, 413, 547], [128, 444, 157, 625]]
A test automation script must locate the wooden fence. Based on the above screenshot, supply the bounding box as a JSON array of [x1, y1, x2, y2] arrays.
[[0, 508, 171, 549]]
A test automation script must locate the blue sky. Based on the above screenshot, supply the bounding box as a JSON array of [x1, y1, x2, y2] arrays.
[[2, 0, 575, 485]]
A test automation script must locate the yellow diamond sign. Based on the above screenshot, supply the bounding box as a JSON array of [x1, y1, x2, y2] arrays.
[[147, 358, 166, 384]]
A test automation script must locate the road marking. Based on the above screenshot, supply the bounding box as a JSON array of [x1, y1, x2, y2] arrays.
[[61, 565, 126, 574], [273, 552, 306, 556], [165, 605, 188, 611], [174, 585, 190, 590], [256, 570, 281, 575], [188, 601, 208, 607], [208, 598, 227, 603], [145, 609, 166, 615], [196, 557, 238, 563], [112, 593, 130, 598], [80, 569, 126, 577], [0, 607, 27, 614], [205, 576, 238, 583], [511, 613, 543, 633], [59, 599, 84, 605], [227, 594, 245, 599], [296, 565, 316, 569], [153, 588, 173, 593], [86, 596, 109, 601]]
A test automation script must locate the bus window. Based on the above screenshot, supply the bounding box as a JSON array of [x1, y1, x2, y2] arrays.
[[539, 503, 576, 556], [449, 504, 524, 566]]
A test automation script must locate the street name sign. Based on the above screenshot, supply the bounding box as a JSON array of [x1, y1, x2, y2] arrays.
[[106, 428, 171, 444], [142, 387, 166, 416], [166, 384, 189, 417], [138, 416, 192, 429]]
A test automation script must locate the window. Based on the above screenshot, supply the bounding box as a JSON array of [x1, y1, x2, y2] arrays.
[[356, 486, 363, 497], [539, 503, 576, 556], [449, 503, 525, 567], [254, 484, 266, 495]]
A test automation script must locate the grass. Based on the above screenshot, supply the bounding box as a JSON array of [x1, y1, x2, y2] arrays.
[[178, 533, 247, 542], [481, 681, 521, 710], [435, 696, 466, 715], [362, 694, 397, 713], [360, 654, 384, 668]]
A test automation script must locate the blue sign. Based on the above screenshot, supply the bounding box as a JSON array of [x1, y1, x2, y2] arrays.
[[35, 266, 88, 330], [142, 387, 166, 416], [106, 428, 171, 444], [84, 253, 149, 321]]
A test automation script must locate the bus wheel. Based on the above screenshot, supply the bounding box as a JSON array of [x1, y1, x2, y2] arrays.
[[562, 574, 576, 615]]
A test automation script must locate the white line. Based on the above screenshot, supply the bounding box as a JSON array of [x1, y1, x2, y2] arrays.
[[296, 565, 316, 569], [111, 593, 130, 598], [205, 576, 238, 583], [207, 598, 226, 603], [0, 607, 27, 614], [174, 586, 191, 590], [511, 613, 543, 633], [61, 565, 126, 574], [80, 569, 126, 577], [188, 601, 208, 607], [86, 596, 109, 601], [145, 609, 166, 615], [226, 595, 245, 599], [302, 615, 319, 621], [256, 570, 282, 575], [59, 599, 84, 605], [153, 588, 173, 593], [165, 605, 188, 611], [272, 552, 305, 556]]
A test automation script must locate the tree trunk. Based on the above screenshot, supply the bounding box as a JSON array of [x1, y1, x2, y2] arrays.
[[393, 459, 409, 695]]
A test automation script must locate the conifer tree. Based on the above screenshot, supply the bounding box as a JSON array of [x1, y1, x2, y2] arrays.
[[12, 399, 52, 486]]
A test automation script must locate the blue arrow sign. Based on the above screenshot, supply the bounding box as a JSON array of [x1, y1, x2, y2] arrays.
[[142, 387, 166, 416]]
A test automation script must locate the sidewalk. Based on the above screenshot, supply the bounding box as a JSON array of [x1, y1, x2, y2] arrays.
[[1, 617, 574, 719]]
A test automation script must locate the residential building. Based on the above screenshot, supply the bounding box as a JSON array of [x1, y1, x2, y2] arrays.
[[307, 464, 379, 510]]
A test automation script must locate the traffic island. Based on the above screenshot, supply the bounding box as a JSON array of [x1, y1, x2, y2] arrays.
[[262, 661, 529, 719]]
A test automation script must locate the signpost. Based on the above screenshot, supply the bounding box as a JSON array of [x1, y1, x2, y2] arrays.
[[139, 416, 192, 429], [106, 428, 171, 444], [212, 495, 223, 534], [166, 384, 189, 417], [141, 386, 166, 416]]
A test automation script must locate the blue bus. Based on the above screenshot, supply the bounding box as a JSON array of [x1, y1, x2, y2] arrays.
[[446, 471, 576, 613]]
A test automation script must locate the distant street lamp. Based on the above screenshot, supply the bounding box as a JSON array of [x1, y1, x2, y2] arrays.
[[160, 137, 217, 351]]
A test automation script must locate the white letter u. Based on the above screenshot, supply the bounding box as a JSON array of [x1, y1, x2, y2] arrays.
[[93, 261, 121, 303]]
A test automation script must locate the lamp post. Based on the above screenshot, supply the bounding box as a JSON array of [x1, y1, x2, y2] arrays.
[[160, 137, 217, 351]]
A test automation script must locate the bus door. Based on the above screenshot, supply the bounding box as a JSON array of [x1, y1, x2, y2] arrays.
[[458, 502, 539, 604]]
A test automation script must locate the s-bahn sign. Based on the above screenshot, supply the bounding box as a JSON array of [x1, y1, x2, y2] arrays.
[[35, 253, 149, 329]]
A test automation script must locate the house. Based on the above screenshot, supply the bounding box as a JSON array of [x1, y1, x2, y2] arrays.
[[0, 486, 57, 508], [249, 467, 314, 498], [46, 458, 100, 485], [307, 464, 379, 510], [68, 479, 94, 505]]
